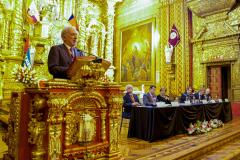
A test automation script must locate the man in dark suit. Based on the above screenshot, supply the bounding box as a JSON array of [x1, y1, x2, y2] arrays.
[[180, 86, 193, 103], [157, 87, 171, 104], [123, 84, 140, 115], [194, 86, 205, 100], [205, 88, 211, 101], [143, 85, 157, 106], [48, 26, 84, 79]]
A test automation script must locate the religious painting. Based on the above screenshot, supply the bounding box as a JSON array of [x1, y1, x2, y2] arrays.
[[120, 19, 154, 84]]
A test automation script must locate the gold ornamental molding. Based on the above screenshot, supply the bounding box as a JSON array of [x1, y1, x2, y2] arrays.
[[187, 0, 236, 17], [192, 32, 240, 43], [201, 58, 237, 65]]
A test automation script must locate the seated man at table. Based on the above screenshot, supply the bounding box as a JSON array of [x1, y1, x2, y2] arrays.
[[180, 86, 193, 103], [194, 86, 205, 100], [205, 88, 212, 101], [143, 85, 157, 106], [123, 84, 140, 116], [157, 87, 171, 104]]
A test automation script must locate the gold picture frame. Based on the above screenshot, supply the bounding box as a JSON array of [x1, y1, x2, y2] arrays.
[[120, 18, 155, 85]]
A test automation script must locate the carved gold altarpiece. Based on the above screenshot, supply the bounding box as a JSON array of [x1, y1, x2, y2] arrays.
[[3, 57, 123, 160], [0, 0, 122, 114]]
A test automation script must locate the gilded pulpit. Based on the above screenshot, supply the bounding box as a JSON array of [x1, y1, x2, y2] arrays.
[[3, 57, 123, 160]]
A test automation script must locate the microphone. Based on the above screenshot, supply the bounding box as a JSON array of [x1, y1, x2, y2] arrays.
[[77, 49, 102, 63]]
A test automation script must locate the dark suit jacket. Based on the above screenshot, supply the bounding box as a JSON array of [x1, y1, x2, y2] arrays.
[[157, 95, 171, 104], [180, 92, 193, 103], [123, 93, 140, 113], [48, 44, 84, 79], [205, 94, 211, 101], [143, 93, 156, 106], [194, 92, 205, 100]]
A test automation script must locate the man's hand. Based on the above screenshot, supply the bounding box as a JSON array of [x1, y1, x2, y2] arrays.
[[132, 102, 140, 106]]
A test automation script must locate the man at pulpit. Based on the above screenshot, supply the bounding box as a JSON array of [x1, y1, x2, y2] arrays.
[[48, 26, 85, 79]]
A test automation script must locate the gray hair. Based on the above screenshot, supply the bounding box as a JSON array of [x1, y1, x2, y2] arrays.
[[125, 84, 133, 91], [61, 26, 78, 39]]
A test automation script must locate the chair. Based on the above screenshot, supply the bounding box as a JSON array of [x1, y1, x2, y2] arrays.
[[119, 106, 131, 134]]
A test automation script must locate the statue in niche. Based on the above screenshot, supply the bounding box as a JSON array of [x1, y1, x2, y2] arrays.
[[85, 21, 106, 57], [78, 113, 96, 144]]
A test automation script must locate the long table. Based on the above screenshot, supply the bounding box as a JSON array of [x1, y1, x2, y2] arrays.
[[127, 102, 232, 141]]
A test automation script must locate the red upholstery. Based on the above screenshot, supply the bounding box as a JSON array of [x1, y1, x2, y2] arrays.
[[232, 102, 240, 118]]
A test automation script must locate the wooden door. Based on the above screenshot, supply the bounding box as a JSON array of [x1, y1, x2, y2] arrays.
[[207, 66, 222, 99]]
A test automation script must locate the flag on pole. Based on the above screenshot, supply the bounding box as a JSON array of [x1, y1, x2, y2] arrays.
[[26, 1, 40, 25], [22, 37, 35, 68], [168, 24, 180, 47], [68, 14, 79, 31]]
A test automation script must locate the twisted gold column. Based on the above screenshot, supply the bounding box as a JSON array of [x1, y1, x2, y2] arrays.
[[9, 0, 23, 56]]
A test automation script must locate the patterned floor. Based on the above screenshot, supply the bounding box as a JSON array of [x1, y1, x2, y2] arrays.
[[119, 117, 240, 160], [0, 119, 240, 159]]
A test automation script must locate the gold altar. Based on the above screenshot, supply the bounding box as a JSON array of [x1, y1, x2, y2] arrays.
[[3, 82, 122, 160], [3, 55, 123, 159]]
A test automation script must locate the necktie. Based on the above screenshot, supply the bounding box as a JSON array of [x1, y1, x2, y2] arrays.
[[69, 48, 75, 61], [130, 94, 135, 103]]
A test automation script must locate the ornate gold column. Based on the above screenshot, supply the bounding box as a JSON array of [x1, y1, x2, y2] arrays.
[[105, 0, 122, 82], [47, 94, 67, 160], [76, 0, 88, 50], [158, 0, 189, 96], [28, 95, 48, 159], [0, 59, 5, 101], [2, 10, 11, 50], [9, 0, 23, 56], [101, 110, 107, 141], [107, 93, 122, 158], [59, 0, 65, 20]]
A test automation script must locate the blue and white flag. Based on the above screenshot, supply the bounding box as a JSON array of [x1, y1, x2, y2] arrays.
[[22, 37, 35, 68]]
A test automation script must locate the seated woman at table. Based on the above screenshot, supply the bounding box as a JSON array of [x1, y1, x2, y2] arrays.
[[180, 86, 194, 103], [143, 85, 157, 106], [123, 84, 140, 114], [204, 88, 212, 101], [157, 87, 171, 104]]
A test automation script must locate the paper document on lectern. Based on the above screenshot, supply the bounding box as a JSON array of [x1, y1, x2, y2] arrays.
[[67, 56, 111, 79]]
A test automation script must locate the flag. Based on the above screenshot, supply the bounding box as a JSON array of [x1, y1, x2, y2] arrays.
[[68, 14, 79, 31], [22, 37, 35, 68], [26, 1, 40, 25], [168, 24, 180, 47]]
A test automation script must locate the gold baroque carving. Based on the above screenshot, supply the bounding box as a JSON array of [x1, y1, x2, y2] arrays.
[[49, 124, 62, 159], [67, 91, 107, 109], [187, 0, 236, 17], [65, 112, 79, 146], [3, 92, 21, 158], [108, 94, 122, 153], [202, 45, 238, 62], [28, 94, 48, 159]]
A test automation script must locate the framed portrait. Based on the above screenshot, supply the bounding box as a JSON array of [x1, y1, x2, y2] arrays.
[[120, 18, 155, 85]]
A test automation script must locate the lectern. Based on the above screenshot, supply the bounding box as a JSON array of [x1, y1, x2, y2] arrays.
[[4, 56, 123, 160], [67, 56, 111, 84]]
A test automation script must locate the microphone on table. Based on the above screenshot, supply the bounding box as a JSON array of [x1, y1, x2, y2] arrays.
[[77, 49, 102, 63]]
